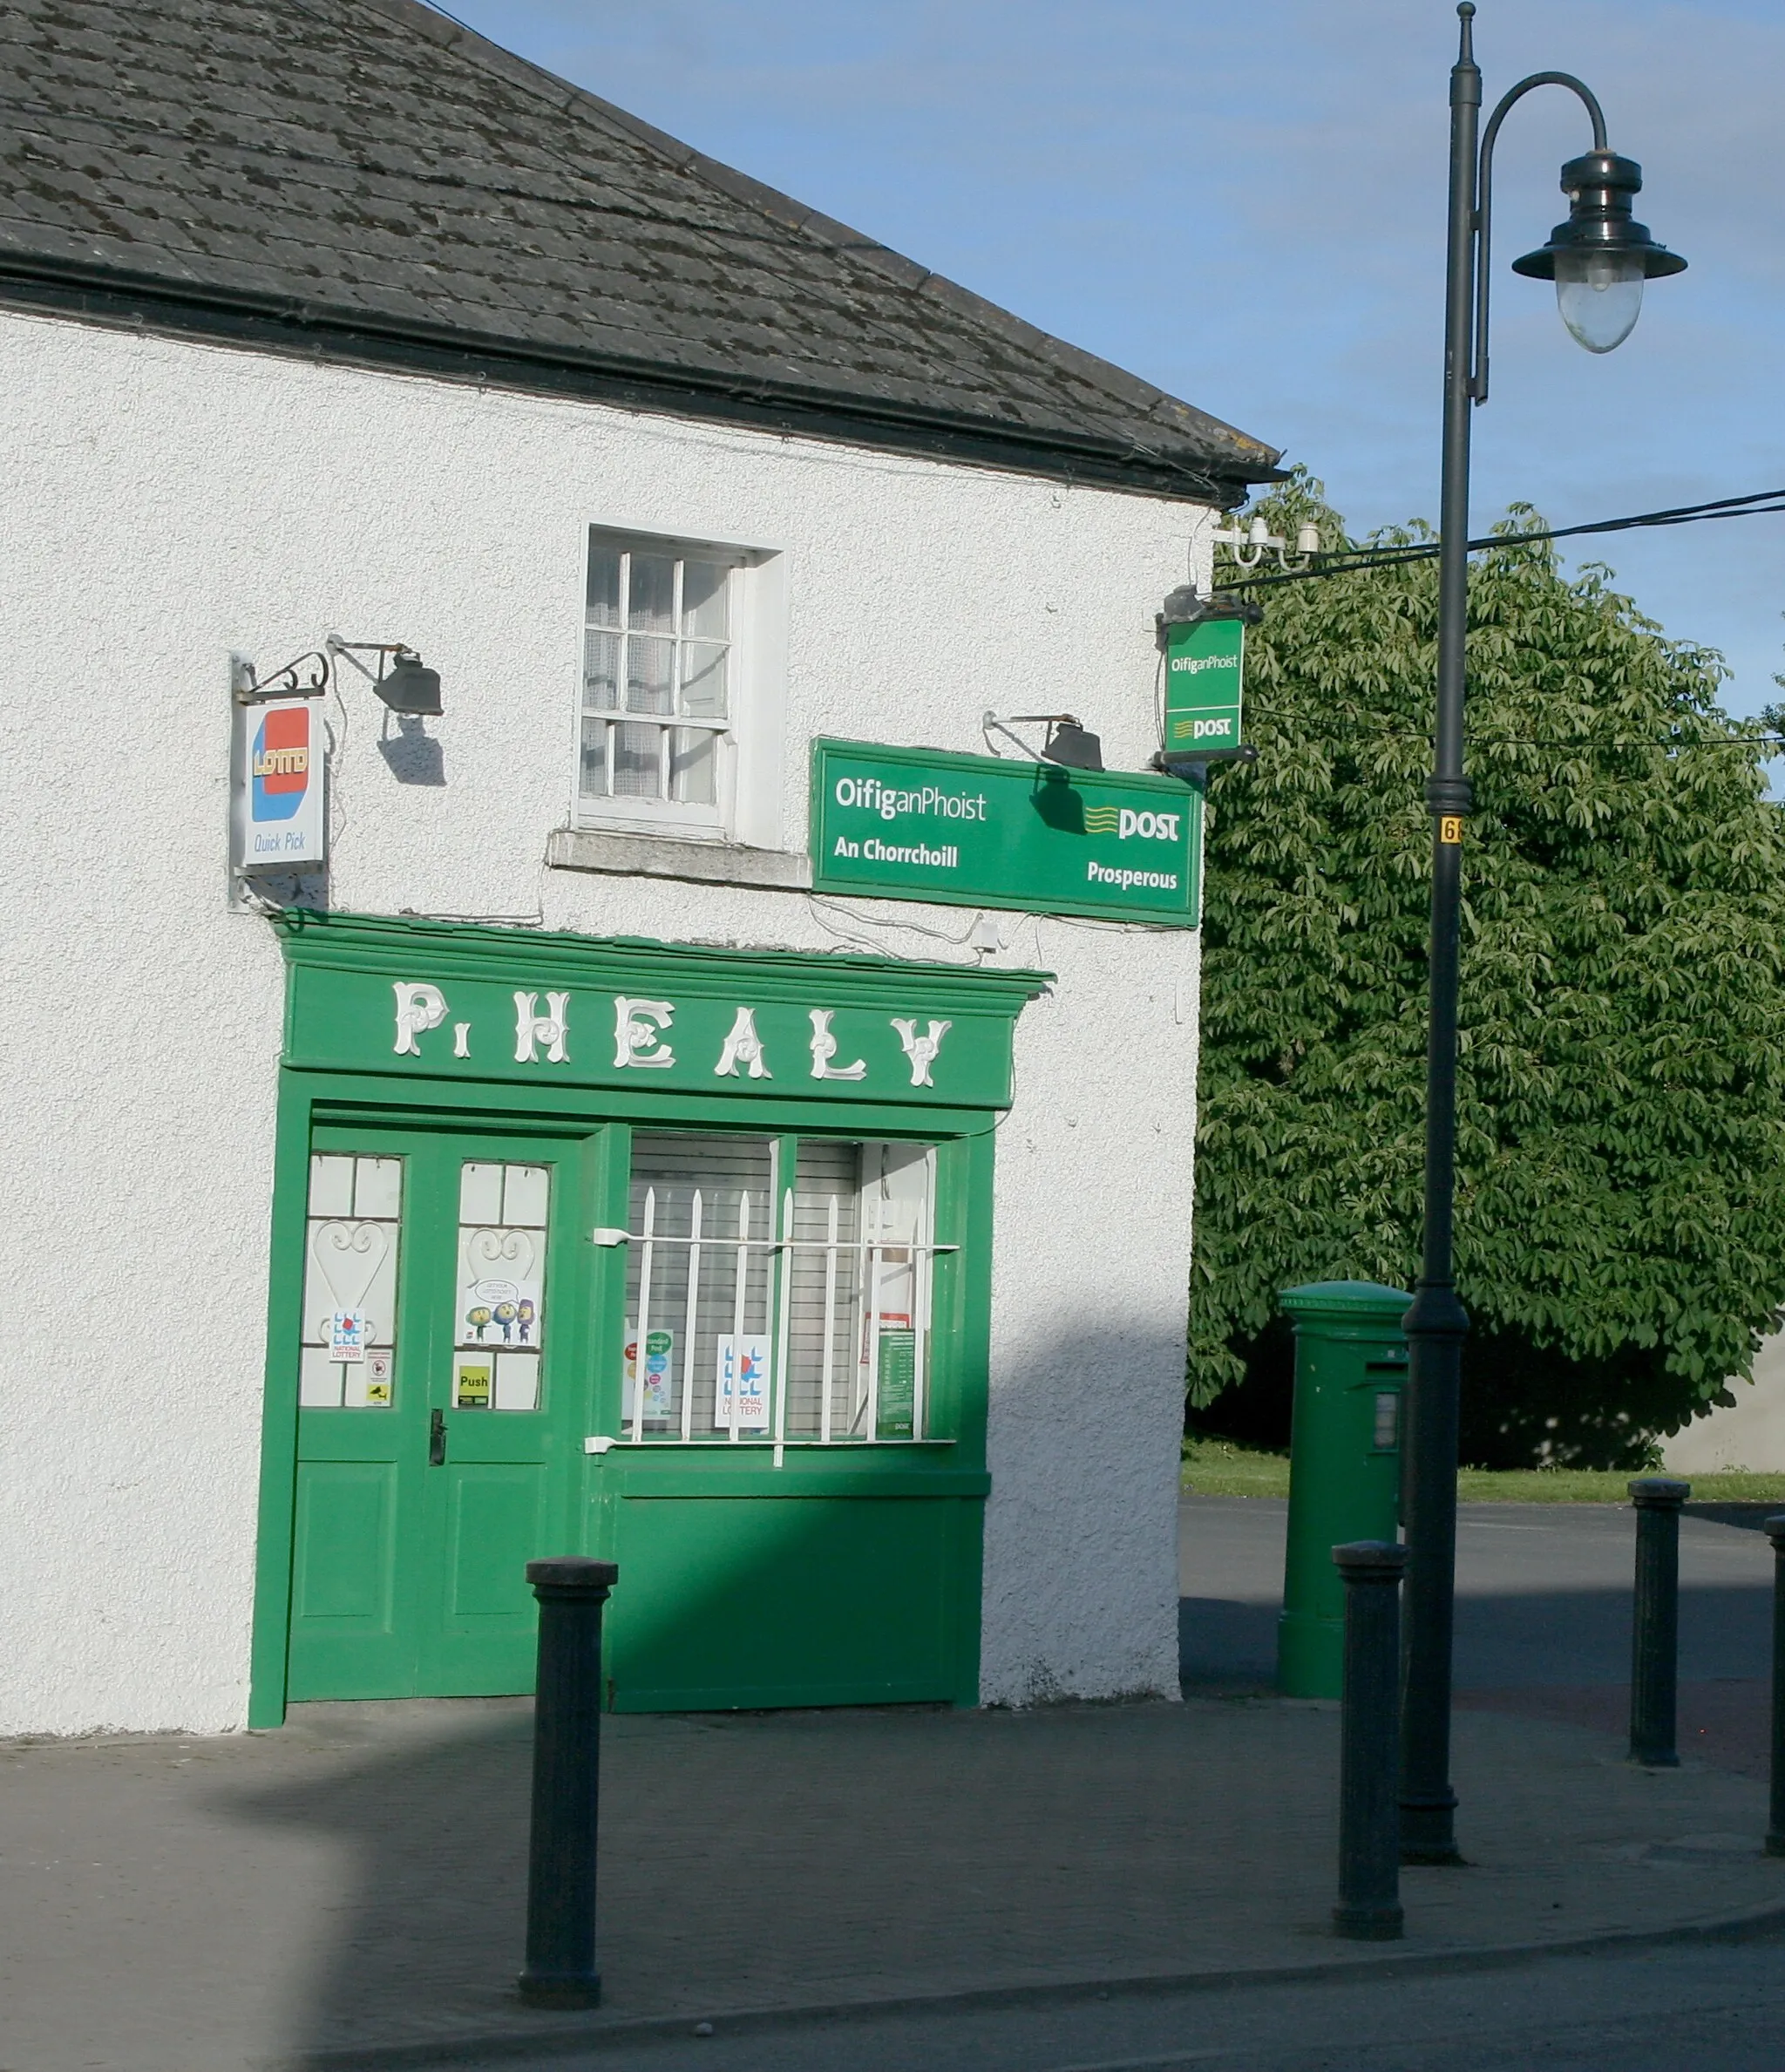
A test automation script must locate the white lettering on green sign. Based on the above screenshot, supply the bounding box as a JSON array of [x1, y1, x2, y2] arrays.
[[389, 982, 954, 1092]]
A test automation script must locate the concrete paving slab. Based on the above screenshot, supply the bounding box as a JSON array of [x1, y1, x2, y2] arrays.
[[2, 1694, 1782, 2071]]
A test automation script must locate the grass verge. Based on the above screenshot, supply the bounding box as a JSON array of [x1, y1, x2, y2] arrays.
[[1181, 1437, 1785, 1506]]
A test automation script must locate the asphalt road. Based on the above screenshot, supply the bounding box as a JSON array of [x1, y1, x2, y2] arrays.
[[439, 1933, 1785, 2071], [1178, 1494, 1776, 1692]]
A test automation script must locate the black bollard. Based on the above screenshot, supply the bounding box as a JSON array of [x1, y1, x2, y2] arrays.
[[1332, 1540, 1408, 1940], [518, 1557, 620, 2008], [1767, 1516, 1785, 1858], [1627, 1478, 1688, 1769]]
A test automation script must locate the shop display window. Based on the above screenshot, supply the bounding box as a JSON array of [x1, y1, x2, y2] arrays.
[[621, 1132, 941, 1444]]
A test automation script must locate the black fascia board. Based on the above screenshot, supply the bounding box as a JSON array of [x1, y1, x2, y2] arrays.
[[0, 253, 1283, 508]]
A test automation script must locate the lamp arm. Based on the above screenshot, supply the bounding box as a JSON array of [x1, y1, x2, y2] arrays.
[[1471, 71, 1609, 404]]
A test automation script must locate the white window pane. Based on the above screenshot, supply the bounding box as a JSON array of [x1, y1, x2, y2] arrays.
[[353, 1158, 403, 1220], [671, 728, 716, 806], [503, 1165, 551, 1227], [300, 1348, 345, 1407], [626, 635, 674, 715], [579, 716, 609, 798], [459, 1162, 503, 1224], [493, 1351, 540, 1410], [614, 720, 664, 798], [680, 642, 727, 719], [459, 1163, 550, 1358], [344, 1358, 396, 1409], [305, 1218, 397, 1337], [583, 628, 620, 710], [309, 1155, 354, 1218], [629, 553, 675, 634], [586, 541, 621, 626], [682, 560, 729, 640]]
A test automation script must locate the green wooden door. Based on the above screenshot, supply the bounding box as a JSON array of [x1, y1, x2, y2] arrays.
[[287, 1127, 592, 1700]]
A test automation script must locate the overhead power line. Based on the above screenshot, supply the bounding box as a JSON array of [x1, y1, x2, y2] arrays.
[[1222, 486, 1785, 590]]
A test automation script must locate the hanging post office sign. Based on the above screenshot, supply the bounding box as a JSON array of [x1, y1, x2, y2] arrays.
[[232, 696, 326, 872], [809, 738, 1201, 927], [1162, 616, 1245, 759]]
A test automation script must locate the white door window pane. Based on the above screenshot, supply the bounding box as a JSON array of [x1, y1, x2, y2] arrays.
[[300, 1346, 346, 1408], [494, 1351, 540, 1410], [302, 1154, 404, 1409], [458, 1161, 551, 1408], [458, 1161, 503, 1225], [503, 1165, 551, 1227], [353, 1158, 404, 1220], [309, 1154, 354, 1219]]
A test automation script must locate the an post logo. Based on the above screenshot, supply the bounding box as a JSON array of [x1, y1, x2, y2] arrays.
[[1085, 804, 1182, 841], [252, 707, 311, 821]]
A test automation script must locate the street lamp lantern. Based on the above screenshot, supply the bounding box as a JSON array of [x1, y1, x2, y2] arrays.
[[1513, 150, 1687, 353], [1396, 3, 1688, 1871]]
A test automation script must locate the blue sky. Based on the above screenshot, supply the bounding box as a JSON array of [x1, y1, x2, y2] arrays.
[[435, 0, 1784, 720]]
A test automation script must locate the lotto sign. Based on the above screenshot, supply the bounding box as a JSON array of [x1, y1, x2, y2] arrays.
[[233, 695, 326, 870], [1163, 616, 1245, 757]]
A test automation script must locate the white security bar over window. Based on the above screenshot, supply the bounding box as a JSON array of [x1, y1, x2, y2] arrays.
[[621, 1134, 947, 1460], [580, 533, 743, 817]]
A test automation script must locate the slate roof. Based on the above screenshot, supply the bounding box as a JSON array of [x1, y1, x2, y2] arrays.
[[0, 0, 1283, 502]]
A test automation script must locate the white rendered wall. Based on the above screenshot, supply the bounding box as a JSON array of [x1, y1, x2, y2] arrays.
[[0, 309, 1215, 1729], [1664, 1335, 1785, 1473]]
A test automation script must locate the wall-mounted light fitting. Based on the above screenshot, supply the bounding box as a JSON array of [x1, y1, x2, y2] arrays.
[[326, 636, 444, 717], [981, 711, 1104, 771]]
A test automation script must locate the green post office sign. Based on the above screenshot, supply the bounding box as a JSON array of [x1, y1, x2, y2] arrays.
[[1163, 616, 1245, 757], [810, 738, 1202, 927]]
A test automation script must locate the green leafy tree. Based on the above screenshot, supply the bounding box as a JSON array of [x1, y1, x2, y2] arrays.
[[1190, 475, 1785, 1467]]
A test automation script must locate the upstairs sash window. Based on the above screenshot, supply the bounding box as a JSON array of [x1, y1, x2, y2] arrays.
[[580, 533, 743, 833]]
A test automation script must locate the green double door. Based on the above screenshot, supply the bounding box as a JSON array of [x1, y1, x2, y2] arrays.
[[287, 1125, 593, 1699]]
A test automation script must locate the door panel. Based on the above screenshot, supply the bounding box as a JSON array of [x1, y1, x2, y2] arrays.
[[287, 1128, 594, 1702], [292, 1464, 399, 1626]]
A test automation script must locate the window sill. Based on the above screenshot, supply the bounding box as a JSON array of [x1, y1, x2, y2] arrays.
[[546, 826, 812, 891]]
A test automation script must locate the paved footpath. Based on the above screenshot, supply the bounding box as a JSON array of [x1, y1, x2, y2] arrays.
[[3, 1681, 1784, 2071]]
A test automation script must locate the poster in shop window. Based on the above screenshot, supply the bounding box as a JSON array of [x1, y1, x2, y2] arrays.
[[716, 1335, 770, 1431], [622, 1327, 675, 1421]]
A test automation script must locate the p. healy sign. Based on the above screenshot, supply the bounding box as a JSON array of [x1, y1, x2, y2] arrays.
[[809, 739, 1202, 927], [278, 914, 1049, 1110]]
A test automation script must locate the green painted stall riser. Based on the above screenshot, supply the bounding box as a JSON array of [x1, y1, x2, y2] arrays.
[[1277, 1282, 1411, 1701]]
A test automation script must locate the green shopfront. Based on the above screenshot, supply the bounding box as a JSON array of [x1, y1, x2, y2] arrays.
[[248, 912, 1045, 1722]]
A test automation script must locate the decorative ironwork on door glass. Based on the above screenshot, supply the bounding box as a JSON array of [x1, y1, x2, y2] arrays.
[[455, 1162, 551, 1410], [300, 1154, 404, 1408]]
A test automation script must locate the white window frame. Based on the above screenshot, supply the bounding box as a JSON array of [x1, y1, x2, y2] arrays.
[[572, 526, 784, 847]]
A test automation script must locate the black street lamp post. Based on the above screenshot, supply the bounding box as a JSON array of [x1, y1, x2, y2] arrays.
[[1399, 3, 1687, 1865]]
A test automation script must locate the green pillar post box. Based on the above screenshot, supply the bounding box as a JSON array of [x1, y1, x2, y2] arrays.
[[1277, 1281, 1411, 1700]]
